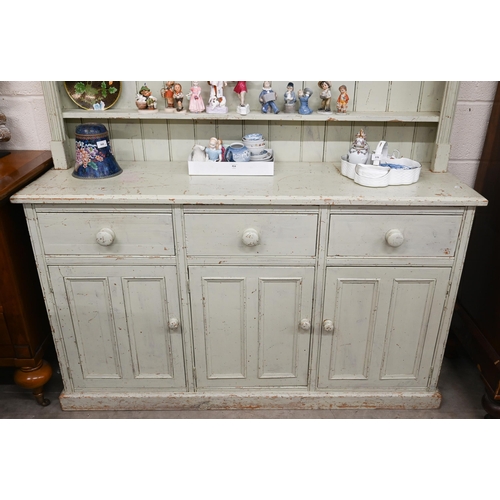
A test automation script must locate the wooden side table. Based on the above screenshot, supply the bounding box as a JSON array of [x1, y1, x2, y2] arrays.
[[0, 150, 54, 405]]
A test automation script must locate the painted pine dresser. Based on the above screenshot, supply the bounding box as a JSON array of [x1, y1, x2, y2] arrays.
[[10, 81, 487, 410]]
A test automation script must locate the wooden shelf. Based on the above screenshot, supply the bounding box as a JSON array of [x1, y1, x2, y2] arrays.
[[61, 109, 441, 123]]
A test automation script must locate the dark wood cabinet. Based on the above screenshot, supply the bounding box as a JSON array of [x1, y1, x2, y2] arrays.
[[0, 150, 54, 405], [452, 83, 500, 418]]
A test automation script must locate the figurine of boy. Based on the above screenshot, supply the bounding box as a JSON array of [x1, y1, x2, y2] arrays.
[[318, 81, 332, 113], [259, 81, 279, 114], [283, 82, 296, 113], [337, 85, 349, 114], [173, 82, 185, 113], [136, 83, 158, 113], [298, 87, 313, 115], [161, 81, 175, 112]]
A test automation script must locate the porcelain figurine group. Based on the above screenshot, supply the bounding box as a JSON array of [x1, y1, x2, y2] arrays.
[[135, 82, 350, 116]]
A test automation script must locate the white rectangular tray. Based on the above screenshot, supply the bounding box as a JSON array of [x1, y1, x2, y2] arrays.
[[188, 150, 274, 176]]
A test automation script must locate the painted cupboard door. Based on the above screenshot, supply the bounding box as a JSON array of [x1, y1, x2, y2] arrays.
[[317, 267, 451, 390], [49, 265, 186, 390], [189, 266, 314, 389]]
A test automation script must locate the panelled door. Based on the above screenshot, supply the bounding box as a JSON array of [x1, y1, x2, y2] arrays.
[[318, 267, 451, 390], [49, 265, 186, 390], [189, 266, 315, 389]]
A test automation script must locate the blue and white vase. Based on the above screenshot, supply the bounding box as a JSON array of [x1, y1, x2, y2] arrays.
[[73, 123, 122, 179], [225, 143, 251, 162]]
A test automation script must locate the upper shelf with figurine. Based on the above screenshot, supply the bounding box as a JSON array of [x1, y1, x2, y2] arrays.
[[42, 81, 460, 172], [57, 81, 444, 123]]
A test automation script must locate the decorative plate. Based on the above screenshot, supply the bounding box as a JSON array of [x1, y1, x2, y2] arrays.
[[64, 81, 121, 110]]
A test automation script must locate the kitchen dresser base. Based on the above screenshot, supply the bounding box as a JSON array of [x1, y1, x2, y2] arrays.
[[58, 390, 442, 411]]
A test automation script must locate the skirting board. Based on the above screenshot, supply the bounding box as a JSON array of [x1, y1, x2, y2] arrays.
[[59, 390, 442, 411]]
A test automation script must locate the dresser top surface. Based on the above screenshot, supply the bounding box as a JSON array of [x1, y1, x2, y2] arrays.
[[10, 162, 487, 207]]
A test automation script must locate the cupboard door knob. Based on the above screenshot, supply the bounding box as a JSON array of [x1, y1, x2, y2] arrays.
[[242, 228, 260, 247], [385, 229, 404, 247], [299, 319, 311, 331], [323, 319, 334, 332], [96, 228, 115, 246], [168, 318, 180, 330]]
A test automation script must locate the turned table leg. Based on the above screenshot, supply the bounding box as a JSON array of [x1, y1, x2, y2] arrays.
[[482, 391, 500, 419], [14, 359, 52, 406]]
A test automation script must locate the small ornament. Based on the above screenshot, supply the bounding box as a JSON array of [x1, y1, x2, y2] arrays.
[[136, 83, 158, 113], [234, 81, 249, 115], [173, 82, 186, 113], [205, 137, 223, 161], [283, 82, 297, 113], [161, 81, 176, 112], [259, 81, 279, 114], [186, 81, 205, 113], [318, 81, 332, 114], [206, 81, 228, 114], [348, 129, 370, 164], [297, 87, 313, 115], [337, 85, 349, 114]]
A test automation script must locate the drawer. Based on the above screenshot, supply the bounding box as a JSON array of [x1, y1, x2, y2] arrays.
[[37, 212, 175, 256], [184, 212, 318, 257], [328, 213, 462, 258]]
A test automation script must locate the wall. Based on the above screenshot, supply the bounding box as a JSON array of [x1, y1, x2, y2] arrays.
[[0, 81, 496, 189]]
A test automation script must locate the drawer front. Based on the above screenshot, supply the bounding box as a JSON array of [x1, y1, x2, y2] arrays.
[[184, 212, 318, 257], [38, 212, 175, 256], [328, 213, 462, 258]]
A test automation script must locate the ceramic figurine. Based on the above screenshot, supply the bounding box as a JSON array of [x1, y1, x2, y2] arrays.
[[186, 81, 205, 113], [283, 82, 296, 113], [348, 129, 370, 164], [190, 144, 207, 162], [206, 81, 228, 114], [0, 109, 11, 143], [205, 137, 223, 161], [234, 81, 249, 115], [136, 83, 158, 113], [318, 81, 332, 113], [173, 82, 186, 113], [297, 87, 313, 115], [259, 81, 279, 114], [161, 81, 176, 112], [337, 85, 349, 114]]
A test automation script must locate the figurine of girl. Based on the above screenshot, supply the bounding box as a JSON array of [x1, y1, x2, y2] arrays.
[[205, 137, 223, 161], [161, 81, 175, 112], [186, 81, 205, 113], [283, 82, 296, 113], [234, 81, 249, 115], [337, 85, 349, 114], [298, 87, 313, 115], [259, 81, 279, 114], [318, 81, 332, 113], [173, 82, 185, 113], [206, 81, 228, 114]]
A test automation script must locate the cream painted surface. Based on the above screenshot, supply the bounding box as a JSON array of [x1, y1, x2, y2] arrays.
[[189, 266, 314, 389], [328, 212, 462, 258], [37, 211, 175, 256], [49, 265, 186, 390], [184, 212, 318, 257]]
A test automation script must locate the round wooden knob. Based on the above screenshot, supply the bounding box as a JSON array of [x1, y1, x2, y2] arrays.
[[96, 228, 115, 246], [299, 319, 311, 331], [385, 229, 404, 247], [242, 228, 260, 247], [168, 318, 180, 330], [323, 319, 334, 332]]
